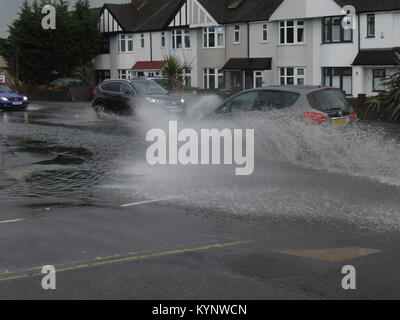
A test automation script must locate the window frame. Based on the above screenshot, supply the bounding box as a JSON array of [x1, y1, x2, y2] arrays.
[[203, 68, 224, 89], [140, 34, 145, 48], [234, 25, 240, 44], [203, 27, 225, 48], [367, 14, 375, 38], [373, 69, 386, 92], [323, 67, 353, 96], [279, 67, 305, 85], [262, 23, 268, 42], [119, 34, 134, 53], [171, 29, 191, 49], [161, 32, 166, 48], [322, 16, 353, 43], [279, 20, 305, 45]]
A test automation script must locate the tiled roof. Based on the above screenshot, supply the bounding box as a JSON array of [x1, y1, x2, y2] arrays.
[[103, 0, 284, 33], [198, 0, 284, 24], [333, 0, 400, 13], [104, 0, 184, 32], [222, 58, 272, 71], [132, 60, 166, 70]]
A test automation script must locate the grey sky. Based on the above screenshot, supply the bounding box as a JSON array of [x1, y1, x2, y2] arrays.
[[0, 0, 131, 38]]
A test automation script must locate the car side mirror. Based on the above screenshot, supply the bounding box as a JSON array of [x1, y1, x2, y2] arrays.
[[124, 90, 134, 95]]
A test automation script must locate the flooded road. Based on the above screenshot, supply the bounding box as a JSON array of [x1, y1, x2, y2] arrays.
[[0, 101, 400, 299]]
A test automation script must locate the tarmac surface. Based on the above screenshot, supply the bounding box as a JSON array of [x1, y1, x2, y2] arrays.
[[0, 101, 399, 299]]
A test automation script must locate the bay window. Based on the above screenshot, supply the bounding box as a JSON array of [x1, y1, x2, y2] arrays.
[[323, 16, 352, 43], [323, 67, 352, 95]]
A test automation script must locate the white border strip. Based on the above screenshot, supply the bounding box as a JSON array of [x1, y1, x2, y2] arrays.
[[119, 196, 182, 208], [0, 219, 23, 224]]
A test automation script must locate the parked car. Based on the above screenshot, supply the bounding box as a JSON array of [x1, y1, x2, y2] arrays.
[[0, 85, 29, 110], [202, 85, 357, 126], [92, 78, 187, 116], [48, 78, 87, 89]]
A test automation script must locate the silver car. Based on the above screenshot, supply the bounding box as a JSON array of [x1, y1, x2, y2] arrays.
[[206, 85, 357, 126]]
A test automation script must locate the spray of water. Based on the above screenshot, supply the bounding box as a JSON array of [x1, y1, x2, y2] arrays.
[[102, 98, 400, 231]]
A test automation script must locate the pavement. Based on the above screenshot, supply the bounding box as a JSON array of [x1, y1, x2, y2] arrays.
[[0, 101, 399, 299]]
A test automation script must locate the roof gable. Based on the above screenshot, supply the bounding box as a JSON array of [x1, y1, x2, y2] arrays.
[[270, 0, 343, 21], [168, 0, 218, 28]]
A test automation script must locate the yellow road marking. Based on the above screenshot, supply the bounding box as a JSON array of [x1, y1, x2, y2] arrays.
[[119, 196, 182, 208], [0, 240, 254, 282], [272, 247, 381, 262]]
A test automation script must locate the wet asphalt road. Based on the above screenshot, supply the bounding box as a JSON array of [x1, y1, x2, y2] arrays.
[[0, 101, 400, 299]]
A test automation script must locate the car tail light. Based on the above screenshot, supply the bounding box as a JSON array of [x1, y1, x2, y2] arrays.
[[350, 108, 357, 119], [304, 112, 328, 124], [93, 88, 97, 95], [324, 87, 333, 91]]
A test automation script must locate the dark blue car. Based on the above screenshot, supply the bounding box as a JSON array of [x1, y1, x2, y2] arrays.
[[0, 85, 29, 110]]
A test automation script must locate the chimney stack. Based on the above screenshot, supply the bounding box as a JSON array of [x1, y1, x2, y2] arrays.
[[132, 0, 146, 8]]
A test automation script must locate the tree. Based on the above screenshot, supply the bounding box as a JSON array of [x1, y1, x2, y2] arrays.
[[0, 0, 101, 86], [368, 53, 400, 122], [161, 54, 183, 91]]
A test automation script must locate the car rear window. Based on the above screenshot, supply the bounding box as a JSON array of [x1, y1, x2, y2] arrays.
[[307, 89, 351, 112], [101, 82, 121, 92], [256, 90, 300, 110]]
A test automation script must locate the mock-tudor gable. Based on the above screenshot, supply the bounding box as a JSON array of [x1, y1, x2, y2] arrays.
[[99, 7, 123, 33], [168, 0, 218, 28]]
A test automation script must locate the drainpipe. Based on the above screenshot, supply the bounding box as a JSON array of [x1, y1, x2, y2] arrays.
[[247, 22, 250, 58], [150, 32, 153, 62]]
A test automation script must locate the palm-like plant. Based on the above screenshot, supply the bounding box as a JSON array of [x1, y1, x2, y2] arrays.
[[368, 53, 400, 122], [161, 54, 183, 91]]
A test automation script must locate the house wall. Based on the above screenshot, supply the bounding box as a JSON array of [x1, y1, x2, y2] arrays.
[[94, 0, 400, 97]]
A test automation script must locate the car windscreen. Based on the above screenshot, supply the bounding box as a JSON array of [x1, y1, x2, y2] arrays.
[[132, 80, 168, 96], [0, 86, 14, 93], [307, 89, 352, 112]]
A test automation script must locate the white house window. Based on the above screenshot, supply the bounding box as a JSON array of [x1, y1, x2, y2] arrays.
[[323, 17, 352, 43], [118, 69, 134, 80], [373, 69, 386, 92], [262, 24, 268, 41], [323, 67, 352, 95], [183, 69, 192, 87], [161, 32, 166, 47], [279, 20, 304, 44], [119, 34, 134, 53], [279, 67, 305, 85], [203, 27, 225, 48], [254, 71, 263, 88], [204, 68, 224, 89], [141, 34, 145, 48], [172, 29, 191, 49], [234, 25, 240, 44], [367, 14, 375, 37]]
